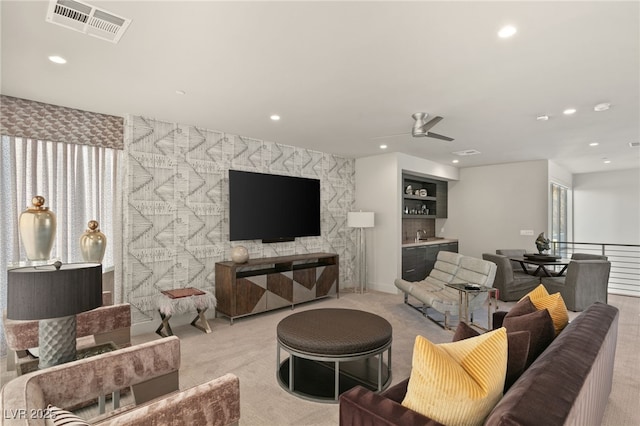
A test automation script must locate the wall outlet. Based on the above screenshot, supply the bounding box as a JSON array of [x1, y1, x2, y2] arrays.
[[520, 230, 534, 236]]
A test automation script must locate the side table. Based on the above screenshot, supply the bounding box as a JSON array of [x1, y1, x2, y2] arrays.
[[445, 283, 499, 331], [155, 287, 216, 337]]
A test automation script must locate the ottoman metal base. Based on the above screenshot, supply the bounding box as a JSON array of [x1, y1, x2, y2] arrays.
[[276, 340, 392, 403], [276, 308, 393, 403]]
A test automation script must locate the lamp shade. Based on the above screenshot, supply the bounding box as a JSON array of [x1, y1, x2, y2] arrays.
[[348, 211, 375, 228], [7, 263, 102, 320]]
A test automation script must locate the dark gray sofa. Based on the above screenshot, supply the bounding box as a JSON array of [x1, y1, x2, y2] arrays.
[[339, 302, 619, 426]]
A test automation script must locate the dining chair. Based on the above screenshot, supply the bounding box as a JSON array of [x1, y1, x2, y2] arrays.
[[541, 260, 611, 311], [482, 253, 540, 302]]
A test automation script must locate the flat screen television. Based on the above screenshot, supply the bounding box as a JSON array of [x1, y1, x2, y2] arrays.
[[229, 170, 321, 242]]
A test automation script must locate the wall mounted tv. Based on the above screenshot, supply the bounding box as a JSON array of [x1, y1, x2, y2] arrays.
[[229, 170, 321, 242]]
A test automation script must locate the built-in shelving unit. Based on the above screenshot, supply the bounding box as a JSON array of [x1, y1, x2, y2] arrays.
[[402, 173, 447, 219]]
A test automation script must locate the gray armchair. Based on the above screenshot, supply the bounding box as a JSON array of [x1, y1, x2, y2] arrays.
[[541, 260, 611, 311], [482, 253, 540, 302], [496, 249, 535, 274], [571, 253, 608, 260]]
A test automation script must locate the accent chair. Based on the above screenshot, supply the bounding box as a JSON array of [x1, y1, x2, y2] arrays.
[[482, 253, 540, 302], [571, 252, 608, 260], [496, 248, 535, 274], [541, 259, 611, 311]]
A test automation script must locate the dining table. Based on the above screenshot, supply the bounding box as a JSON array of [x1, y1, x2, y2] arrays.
[[509, 256, 572, 278]]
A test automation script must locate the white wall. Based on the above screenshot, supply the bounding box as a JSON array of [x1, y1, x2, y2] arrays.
[[573, 168, 640, 244], [355, 154, 400, 293], [355, 152, 458, 293], [446, 160, 549, 258]]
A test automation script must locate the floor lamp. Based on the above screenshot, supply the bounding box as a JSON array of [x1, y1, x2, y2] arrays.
[[348, 211, 375, 294]]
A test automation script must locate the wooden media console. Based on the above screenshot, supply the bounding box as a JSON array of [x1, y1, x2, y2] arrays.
[[215, 252, 339, 323]]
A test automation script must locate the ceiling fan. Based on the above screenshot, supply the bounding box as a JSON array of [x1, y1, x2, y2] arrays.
[[373, 112, 454, 142], [410, 113, 454, 141]]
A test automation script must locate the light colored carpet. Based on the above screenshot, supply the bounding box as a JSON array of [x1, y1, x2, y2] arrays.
[[2, 291, 637, 425], [127, 291, 638, 426], [133, 291, 455, 426]]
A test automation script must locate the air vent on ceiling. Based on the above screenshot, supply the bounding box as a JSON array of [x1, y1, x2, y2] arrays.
[[452, 149, 481, 156], [46, 0, 131, 43], [629, 142, 640, 148]]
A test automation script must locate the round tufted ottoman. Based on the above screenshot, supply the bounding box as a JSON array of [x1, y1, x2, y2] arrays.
[[276, 308, 392, 402]]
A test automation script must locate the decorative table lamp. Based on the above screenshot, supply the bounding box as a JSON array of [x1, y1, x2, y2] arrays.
[[348, 211, 375, 294], [7, 262, 102, 369]]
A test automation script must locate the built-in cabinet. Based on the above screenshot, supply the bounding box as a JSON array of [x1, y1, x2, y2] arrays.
[[401, 242, 458, 282], [215, 253, 339, 323], [401, 171, 455, 282], [402, 173, 448, 219]]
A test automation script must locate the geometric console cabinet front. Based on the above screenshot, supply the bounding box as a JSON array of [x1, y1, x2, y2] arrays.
[[215, 252, 339, 324]]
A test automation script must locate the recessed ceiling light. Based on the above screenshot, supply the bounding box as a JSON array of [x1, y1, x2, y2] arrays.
[[379, 144, 387, 149], [536, 115, 549, 121], [603, 159, 611, 164], [589, 142, 599, 147], [498, 25, 517, 38], [594, 103, 611, 112], [48, 55, 67, 64], [175, 90, 186, 95], [452, 159, 459, 164], [270, 115, 281, 121], [563, 108, 577, 115]]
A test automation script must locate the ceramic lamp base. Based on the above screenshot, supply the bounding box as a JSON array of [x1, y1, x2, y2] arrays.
[[38, 315, 77, 369]]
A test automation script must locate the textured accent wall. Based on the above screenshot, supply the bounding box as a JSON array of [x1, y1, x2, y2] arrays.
[[0, 95, 123, 149], [123, 115, 355, 320]]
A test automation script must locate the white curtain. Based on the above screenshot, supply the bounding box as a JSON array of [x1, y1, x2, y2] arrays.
[[0, 136, 122, 355]]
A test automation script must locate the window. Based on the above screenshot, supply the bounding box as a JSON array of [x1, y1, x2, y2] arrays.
[[550, 182, 568, 256], [1, 136, 121, 268]]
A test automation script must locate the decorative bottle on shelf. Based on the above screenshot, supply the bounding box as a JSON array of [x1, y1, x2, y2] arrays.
[[79, 220, 107, 262], [19, 196, 56, 261]]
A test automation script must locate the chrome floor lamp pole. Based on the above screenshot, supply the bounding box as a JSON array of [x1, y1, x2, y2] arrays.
[[348, 211, 375, 294], [358, 226, 366, 293]]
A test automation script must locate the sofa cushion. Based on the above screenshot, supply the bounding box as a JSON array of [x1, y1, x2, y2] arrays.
[[452, 322, 530, 392], [506, 296, 537, 317], [402, 328, 507, 426], [503, 298, 555, 368], [524, 284, 569, 335], [452, 321, 480, 341]]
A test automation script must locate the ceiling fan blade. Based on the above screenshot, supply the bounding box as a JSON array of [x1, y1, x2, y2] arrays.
[[371, 132, 411, 140], [420, 116, 444, 132], [426, 132, 454, 141]]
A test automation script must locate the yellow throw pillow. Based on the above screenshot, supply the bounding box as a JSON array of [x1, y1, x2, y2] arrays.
[[402, 328, 508, 426], [522, 284, 569, 335], [520, 283, 549, 301], [530, 292, 569, 335]]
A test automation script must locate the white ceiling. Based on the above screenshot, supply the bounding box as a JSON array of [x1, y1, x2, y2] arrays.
[[2, 1, 639, 174]]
